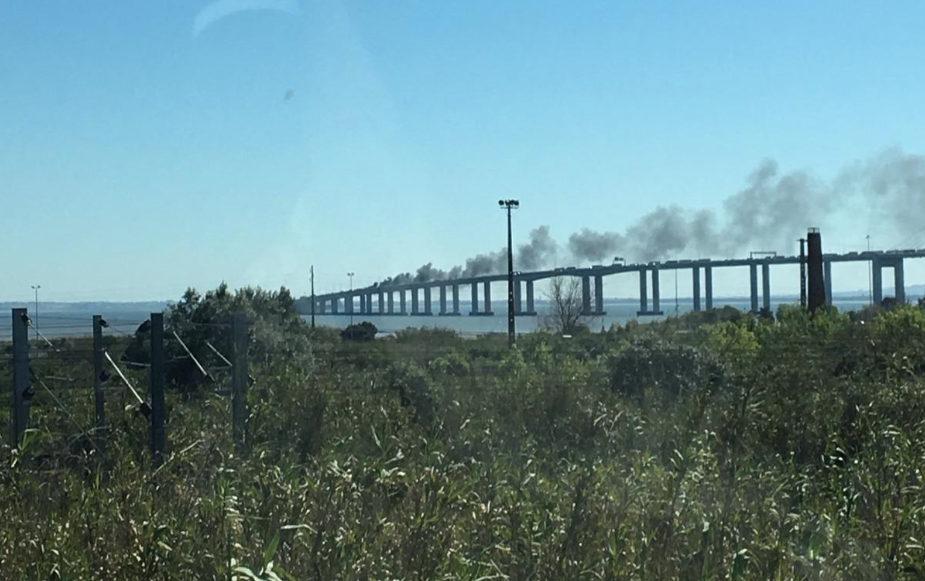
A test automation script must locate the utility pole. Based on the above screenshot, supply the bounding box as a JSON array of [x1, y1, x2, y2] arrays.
[[499, 199, 519, 347], [347, 272, 355, 326], [866, 235, 873, 305], [31, 285, 40, 341], [310, 265, 316, 329]]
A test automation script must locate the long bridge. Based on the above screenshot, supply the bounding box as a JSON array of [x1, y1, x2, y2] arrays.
[[310, 249, 924, 317]]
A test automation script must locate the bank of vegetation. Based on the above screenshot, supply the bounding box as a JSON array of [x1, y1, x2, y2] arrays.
[[1, 285, 925, 580]]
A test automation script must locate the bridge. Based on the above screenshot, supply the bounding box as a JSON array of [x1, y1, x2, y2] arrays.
[[309, 249, 925, 317]]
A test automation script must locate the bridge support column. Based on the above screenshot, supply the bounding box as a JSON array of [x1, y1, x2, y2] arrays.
[[411, 288, 420, 314], [483, 281, 492, 314], [581, 276, 592, 315], [388, 291, 395, 314], [762, 263, 771, 313], [470, 282, 479, 315], [368, 293, 374, 314], [692, 266, 701, 311], [361, 294, 368, 314], [638, 268, 648, 315], [705, 266, 713, 310], [651, 267, 661, 313], [895, 260, 905, 304], [439, 285, 447, 315], [514, 280, 522, 314], [423, 287, 433, 315], [594, 274, 605, 314], [332, 297, 340, 314], [378, 291, 384, 313], [872, 258, 883, 304], [526, 281, 535, 314], [400, 289, 407, 314], [452, 284, 460, 314], [749, 263, 759, 313], [824, 260, 832, 306], [346, 294, 354, 316]]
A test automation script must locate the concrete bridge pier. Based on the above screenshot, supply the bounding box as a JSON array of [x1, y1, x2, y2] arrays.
[[692, 266, 701, 311], [358, 294, 366, 314], [526, 281, 535, 314], [582, 276, 592, 315], [331, 297, 339, 314], [411, 288, 420, 314], [346, 294, 354, 316], [749, 263, 759, 313], [400, 289, 407, 315], [423, 287, 433, 315], [594, 274, 606, 315], [762, 262, 771, 313], [378, 291, 385, 314], [824, 261, 832, 306], [873, 258, 883, 304], [638, 268, 648, 315], [705, 266, 713, 309], [452, 284, 461, 315], [514, 279, 522, 315], [470, 282, 480, 315], [651, 267, 661, 313], [895, 259, 906, 304], [483, 281, 493, 314], [387, 291, 395, 314], [439, 285, 447, 315]]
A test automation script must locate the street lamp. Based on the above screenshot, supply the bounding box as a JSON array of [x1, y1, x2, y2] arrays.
[[347, 272, 355, 325], [498, 199, 519, 347], [31, 285, 41, 340]]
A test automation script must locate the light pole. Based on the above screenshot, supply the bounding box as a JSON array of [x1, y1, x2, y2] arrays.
[[498, 199, 519, 347], [866, 235, 872, 305], [31, 285, 41, 339], [347, 272, 355, 325]]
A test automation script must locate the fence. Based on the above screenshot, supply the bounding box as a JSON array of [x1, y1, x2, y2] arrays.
[[3, 308, 250, 468]]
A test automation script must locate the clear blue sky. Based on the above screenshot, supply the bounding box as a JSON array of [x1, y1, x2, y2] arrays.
[[2, 1, 924, 301]]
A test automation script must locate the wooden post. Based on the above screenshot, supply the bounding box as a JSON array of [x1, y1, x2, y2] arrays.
[[93, 315, 106, 455], [149, 313, 166, 467], [232, 313, 248, 450], [11, 308, 30, 447]]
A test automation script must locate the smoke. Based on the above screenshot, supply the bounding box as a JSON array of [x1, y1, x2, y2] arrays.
[[378, 149, 925, 285]]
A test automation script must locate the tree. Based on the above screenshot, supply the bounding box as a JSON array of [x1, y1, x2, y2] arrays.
[[544, 276, 588, 335]]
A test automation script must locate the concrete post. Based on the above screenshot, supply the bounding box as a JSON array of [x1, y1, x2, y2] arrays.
[[367, 293, 374, 314], [332, 297, 339, 314], [411, 288, 420, 314], [651, 267, 661, 313], [639, 268, 648, 313], [346, 294, 354, 315], [483, 281, 492, 314], [873, 258, 883, 304], [749, 263, 759, 313], [762, 262, 771, 313], [594, 274, 604, 314], [11, 308, 30, 447], [894, 260, 906, 304], [823, 260, 832, 306], [359, 294, 366, 314], [378, 291, 385, 314], [514, 279, 522, 314], [452, 284, 460, 314], [526, 280, 535, 314], [93, 315, 106, 454], [692, 267, 701, 311], [423, 287, 432, 315], [400, 289, 407, 314], [705, 266, 713, 310], [581, 276, 592, 314], [387, 291, 395, 314], [471, 282, 479, 314], [439, 285, 447, 315], [232, 313, 248, 451], [150, 313, 166, 468]]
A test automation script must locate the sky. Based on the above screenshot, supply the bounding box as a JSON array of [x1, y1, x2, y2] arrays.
[[2, 1, 925, 301]]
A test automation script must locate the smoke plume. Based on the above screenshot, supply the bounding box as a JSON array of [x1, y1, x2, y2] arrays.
[[379, 149, 925, 285]]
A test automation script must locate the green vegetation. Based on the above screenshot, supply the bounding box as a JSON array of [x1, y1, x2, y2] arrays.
[[2, 290, 925, 580]]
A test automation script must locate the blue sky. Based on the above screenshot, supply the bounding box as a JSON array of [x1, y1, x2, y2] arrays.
[[2, 1, 925, 301]]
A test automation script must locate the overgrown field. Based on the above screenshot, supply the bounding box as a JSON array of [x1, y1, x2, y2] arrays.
[[2, 288, 925, 580]]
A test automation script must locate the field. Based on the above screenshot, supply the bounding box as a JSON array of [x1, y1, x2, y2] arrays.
[[1, 288, 925, 580]]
